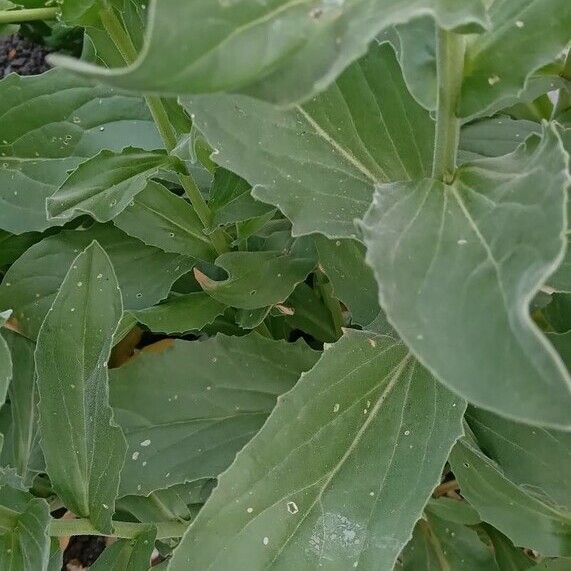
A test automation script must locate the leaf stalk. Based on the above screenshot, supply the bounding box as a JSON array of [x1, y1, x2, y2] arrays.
[[49, 517, 188, 539], [432, 28, 465, 183], [0, 7, 58, 24]]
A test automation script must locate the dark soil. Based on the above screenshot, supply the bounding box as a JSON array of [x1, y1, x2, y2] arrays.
[[0, 33, 51, 77], [62, 536, 107, 570]]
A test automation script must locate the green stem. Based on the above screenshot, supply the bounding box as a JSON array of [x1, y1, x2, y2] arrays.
[[98, 3, 228, 254], [49, 517, 188, 540], [316, 274, 343, 338], [0, 7, 58, 24], [98, 4, 178, 153], [432, 28, 465, 183]]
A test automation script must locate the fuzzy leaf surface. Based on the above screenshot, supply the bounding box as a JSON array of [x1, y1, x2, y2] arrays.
[[361, 126, 571, 428], [169, 330, 465, 571], [35, 242, 127, 532], [185, 42, 435, 238], [0, 69, 161, 233], [0, 225, 194, 339], [110, 334, 319, 496]]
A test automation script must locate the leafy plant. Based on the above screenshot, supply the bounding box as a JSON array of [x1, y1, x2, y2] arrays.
[[0, 0, 570, 569]]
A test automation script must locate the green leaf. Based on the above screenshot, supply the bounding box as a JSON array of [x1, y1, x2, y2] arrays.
[[466, 407, 571, 511], [46, 148, 170, 223], [209, 169, 273, 231], [450, 438, 571, 557], [314, 236, 379, 325], [0, 493, 51, 571], [534, 559, 571, 570], [361, 125, 571, 428], [401, 515, 498, 570], [426, 498, 481, 526], [132, 292, 225, 335], [482, 524, 536, 571], [53, 0, 487, 105], [0, 224, 194, 339], [35, 242, 127, 532], [0, 231, 44, 269], [184, 42, 435, 238], [0, 69, 161, 233], [548, 239, 571, 293], [90, 525, 156, 571], [0, 331, 43, 486], [169, 330, 465, 571], [113, 180, 216, 262], [194, 251, 314, 310], [459, 117, 541, 163], [460, 0, 571, 118], [110, 334, 319, 496]]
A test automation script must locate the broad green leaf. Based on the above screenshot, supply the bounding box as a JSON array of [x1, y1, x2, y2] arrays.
[[314, 236, 379, 325], [35, 242, 127, 532], [0, 310, 11, 409], [0, 224, 194, 339], [0, 332, 43, 486], [460, 0, 571, 118], [543, 293, 571, 333], [466, 407, 571, 511], [361, 126, 571, 428], [450, 438, 571, 557], [169, 330, 465, 571], [46, 148, 170, 223], [89, 525, 156, 571], [185, 42, 435, 238], [53, 0, 487, 105], [401, 515, 498, 570], [548, 239, 571, 292], [194, 251, 314, 310], [483, 524, 536, 571], [0, 494, 51, 571], [0, 69, 161, 233], [113, 181, 216, 262], [534, 559, 571, 570], [235, 306, 272, 330], [209, 169, 273, 231], [132, 292, 225, 334], [110, 334, 319, 496]]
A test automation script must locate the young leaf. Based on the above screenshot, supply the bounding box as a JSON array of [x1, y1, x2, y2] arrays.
[[113, 181, 216, 262], [0, 225, 194, 339], [52, 0, 487, 105], [450, 438, 571, 557], [35, 241, 127, 532], [460, 0, 571, 119], [169, 330, 465, 571], [184, 42, 435, 238], [208, 169, 273, 231], [110, 334, 319, 496], [401, 515, 498, 570], [314, 236, 379, 325], [361, 125, 571, 429], [46, 148, 171, 223], [0, 69, 161, 233], [0, 332, 43, 486], [132, 292, 225, 335], [89, 525, 156, 571], [194, 251, 314, 310]]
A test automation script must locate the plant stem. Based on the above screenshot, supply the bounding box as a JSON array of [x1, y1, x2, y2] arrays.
[[98, 3, 229, 253], [0, 7, 58, 24], [49, 517, 188, 539], [316, 274, 344, 338], [98, 4, 178, 153], [431, 28, 465, 183]]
